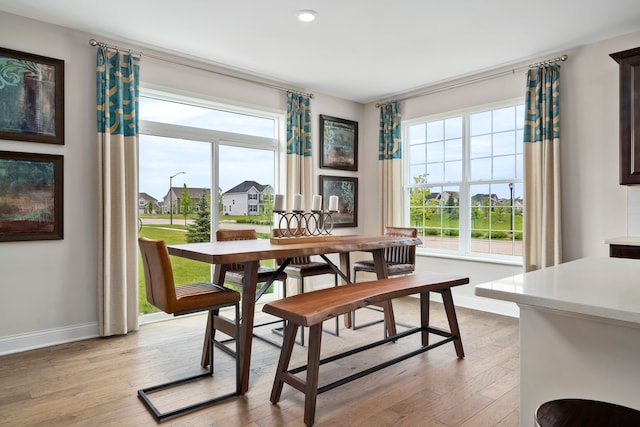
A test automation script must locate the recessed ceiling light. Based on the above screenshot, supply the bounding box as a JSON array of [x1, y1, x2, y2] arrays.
[[297, 9, 317, 23]]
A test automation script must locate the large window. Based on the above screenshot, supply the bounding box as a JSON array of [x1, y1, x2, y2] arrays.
[[406, 100, 524, 262], [137, 91, 284, 315]]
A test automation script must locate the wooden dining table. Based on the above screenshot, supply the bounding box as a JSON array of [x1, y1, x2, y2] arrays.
[[167, 233, 422, 394]]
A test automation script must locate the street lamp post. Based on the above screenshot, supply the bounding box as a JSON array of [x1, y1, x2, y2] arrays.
[[509, 182, 514, 233], [169, 171, 186, 225]]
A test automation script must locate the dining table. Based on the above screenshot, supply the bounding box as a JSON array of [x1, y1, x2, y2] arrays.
[[167, 233, 423, 394]]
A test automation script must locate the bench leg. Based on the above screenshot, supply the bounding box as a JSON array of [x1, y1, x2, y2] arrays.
[[270, 321, 299, 404], [304, 324, 322, 427], [420, 291, 430, 347], [440, 288, 464, 358]]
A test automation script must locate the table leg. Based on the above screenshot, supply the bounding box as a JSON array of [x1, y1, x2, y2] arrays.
[[239, 260, 259, 394], [372, 249, 397, 337], [339, 252, 353, 328]]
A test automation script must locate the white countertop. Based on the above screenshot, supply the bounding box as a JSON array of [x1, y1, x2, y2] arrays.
[[475, 257, 640, 325], [604, 236, 640, 246]]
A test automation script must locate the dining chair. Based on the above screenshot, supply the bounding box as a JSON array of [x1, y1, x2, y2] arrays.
[[215, 228, 288, 347], [273, 228, 339, 344], [137, 237, 240, 421], [351, 226, 418, 331]]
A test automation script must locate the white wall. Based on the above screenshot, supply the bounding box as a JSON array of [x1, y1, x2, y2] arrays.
[[1, 9, 639, 354], [0, 12, 364, 354]]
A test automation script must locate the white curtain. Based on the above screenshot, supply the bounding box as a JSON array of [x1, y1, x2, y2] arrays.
[[523, 64, 562, 272], [285, 93, 313, 211], [379, 102, 403, 230], [96, 47, 141, 336]]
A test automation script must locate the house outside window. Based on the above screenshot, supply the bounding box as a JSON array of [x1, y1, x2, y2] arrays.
[[405, 100, 524, 262]]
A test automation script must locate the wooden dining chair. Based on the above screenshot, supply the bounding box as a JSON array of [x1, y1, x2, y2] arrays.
[[137, 237, 241, 421], [351, 226, 418, 331], [273, 228, 339, 344], [215, 228, 288, 347]]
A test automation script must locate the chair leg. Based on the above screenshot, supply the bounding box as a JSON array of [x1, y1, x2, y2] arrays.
[[137, 303, 240, 422]]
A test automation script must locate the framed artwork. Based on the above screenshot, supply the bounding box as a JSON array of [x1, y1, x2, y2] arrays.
[[0, 47, 65, 144], [319, 175, 358, 228], [0, 151, 63, 241], [319, 115, 358, 171]]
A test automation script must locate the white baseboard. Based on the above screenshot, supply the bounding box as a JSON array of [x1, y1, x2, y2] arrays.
[[0, 322, 99, 356], [0, 295, 518, 356]]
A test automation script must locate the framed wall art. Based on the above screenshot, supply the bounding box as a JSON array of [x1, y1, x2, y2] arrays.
[[0, 47, 65, 144], [0, 151, 63, 241], [319, 115, 358, 171], [319, 175, 358, 228]]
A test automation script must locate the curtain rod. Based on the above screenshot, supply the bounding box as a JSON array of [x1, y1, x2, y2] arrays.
[[89, 38, 313, 99], [376, 54, 568, 108]]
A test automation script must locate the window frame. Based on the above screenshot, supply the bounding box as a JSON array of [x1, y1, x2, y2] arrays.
[[138, 88, 286, 235], [403, 98, 524, 265]]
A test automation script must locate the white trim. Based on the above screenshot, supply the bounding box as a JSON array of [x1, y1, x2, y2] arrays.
[[0, 322, 99, 356]]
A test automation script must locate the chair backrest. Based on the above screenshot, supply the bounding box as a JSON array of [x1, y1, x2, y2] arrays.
[[216, 229, 257, 271], [272, 228, 312, 265], [383, 226, 417, 265], [138, 237, 177, 313]]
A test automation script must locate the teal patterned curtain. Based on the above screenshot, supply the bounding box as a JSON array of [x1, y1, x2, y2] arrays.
[[523, 64, 562, 271], [379, 102, 403, 229], [96, 47, 141, 336], [285, 92, 312, 211]]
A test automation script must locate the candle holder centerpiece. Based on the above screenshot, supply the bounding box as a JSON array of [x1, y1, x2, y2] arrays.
[[271, 194, 340, 244]]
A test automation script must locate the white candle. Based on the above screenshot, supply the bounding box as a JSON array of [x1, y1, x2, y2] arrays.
[[293, 194, 303, 211], [273, 194, 284, 212], [312, 194, 322, 211], [329, 195, 339, 212]]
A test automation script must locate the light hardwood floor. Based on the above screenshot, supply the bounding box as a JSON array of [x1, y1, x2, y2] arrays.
[[0, 297, 519, 426]]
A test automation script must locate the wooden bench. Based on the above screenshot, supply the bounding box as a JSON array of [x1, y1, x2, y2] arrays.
[[263, 271, 470, 426]]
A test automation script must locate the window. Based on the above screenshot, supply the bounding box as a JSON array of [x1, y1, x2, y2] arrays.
[[137, 90, 284, 315], [405, 100, 524, 261]]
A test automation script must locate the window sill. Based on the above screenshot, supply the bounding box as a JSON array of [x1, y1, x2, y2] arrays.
[[416, 249, 523, 267]]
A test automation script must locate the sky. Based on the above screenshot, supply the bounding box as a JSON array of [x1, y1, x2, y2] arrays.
[[139, 136, 275, 201], [138, 96, 277, 201]]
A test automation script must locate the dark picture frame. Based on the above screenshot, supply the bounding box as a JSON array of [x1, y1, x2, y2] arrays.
[[0, 151, 63, 241], [0, 47, 65, 145], [319, 175, 358, 228], [319, 115, 358, 171]]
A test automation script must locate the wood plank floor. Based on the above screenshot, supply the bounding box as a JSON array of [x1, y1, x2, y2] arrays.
[[0, 297, 519, 426]]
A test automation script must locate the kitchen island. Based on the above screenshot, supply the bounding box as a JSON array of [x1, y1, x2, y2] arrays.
[[475, 257, 640, 426]]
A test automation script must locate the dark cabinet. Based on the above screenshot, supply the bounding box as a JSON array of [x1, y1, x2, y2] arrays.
[[610, 47, 640, 185]]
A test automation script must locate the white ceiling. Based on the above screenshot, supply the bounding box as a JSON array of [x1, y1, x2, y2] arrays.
[[2, 0, 640, 103]]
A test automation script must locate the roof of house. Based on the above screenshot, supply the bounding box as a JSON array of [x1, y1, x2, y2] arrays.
[[138, 192, 158, 202], [224, 180, 270, 194], [169, 187, 211, 199]]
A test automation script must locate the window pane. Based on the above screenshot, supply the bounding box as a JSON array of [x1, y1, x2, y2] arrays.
[[470, 135, 491, 158], [426, 141, 444, 162], [409, 123, 426, 144], [426, 120, 443, 142], [444, 160, 462, 182], [444, 116, 462, 139], [426, 163, 444, 183], [493, 107, 515, 132], [493, 155, 516, 179], [409, 164, 427, 183], [471, 157, 491, 180], [410, 143, 426, 164], [470, 111, 491, 136], [140, 96, 276, 138], [219, 145, 275, 217], [493, 131, 516, 156], [445, 138, 463, 161]]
